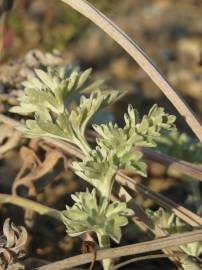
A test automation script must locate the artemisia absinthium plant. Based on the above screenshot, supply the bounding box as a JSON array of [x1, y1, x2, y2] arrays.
[[148, 208, 202, 269], [11, 65, 176, 270]]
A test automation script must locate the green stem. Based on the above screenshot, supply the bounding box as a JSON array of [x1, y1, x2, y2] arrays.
[[180, 255, 201, 270], [185, 176, 202, 215], [190, 182, 202, 214], [0, 193, 62, 221], [101, 171, 116, 200], [97, 230, 112, 270], [78, 139, 92, 157], [72, 136, 91, 157]]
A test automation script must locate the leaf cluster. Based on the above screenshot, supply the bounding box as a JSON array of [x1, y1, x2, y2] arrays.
[[73, 105, 176, 196], [156, 131, 202, 164], [11, 66, 176, 246], [62, 189, 134, 243], [10, 66, 122, 154], [11, 66, 100, 115], [147, 208, 202, 257]]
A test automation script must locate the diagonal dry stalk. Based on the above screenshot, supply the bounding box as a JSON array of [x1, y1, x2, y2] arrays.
[[60, 0, 202, 141], [140, 148, 202, 181], [113, 188, 181, 265], [1, 113, 202, 227], [116, 173, 202, 227], [35, 229, 202, 270]]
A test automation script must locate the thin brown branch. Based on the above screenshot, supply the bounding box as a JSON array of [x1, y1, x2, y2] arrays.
[[141, 148, 202, 180], [116, 172, 202, 227], [35, 229, 202, 270], [113, 187, 181, 265], [60, 0, 202, 141]]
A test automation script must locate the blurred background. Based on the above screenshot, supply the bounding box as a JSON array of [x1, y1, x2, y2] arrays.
[[1, 1, 202, 269], [1, 0, 202, 133]]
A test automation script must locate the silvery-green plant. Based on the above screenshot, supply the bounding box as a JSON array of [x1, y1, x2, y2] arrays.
[[63, 188, 133, 242], [156, 131, 202, 164], [147, 208, 202, 269], [156, 132, 202, 215], [11, 66, 176, 270]]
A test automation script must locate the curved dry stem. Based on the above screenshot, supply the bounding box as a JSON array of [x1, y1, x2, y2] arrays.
[[61, 0, 202, 141], [0, 193, 62, 221]]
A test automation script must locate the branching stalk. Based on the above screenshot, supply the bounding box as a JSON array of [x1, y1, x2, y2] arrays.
[[35, 229, 202, 270], [73, 137, 91, 157]]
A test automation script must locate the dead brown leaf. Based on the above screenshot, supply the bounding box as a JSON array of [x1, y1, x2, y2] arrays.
[[0, 218, 28, 270], [12, 145, 67, 197], [0, 123, 21, 158]]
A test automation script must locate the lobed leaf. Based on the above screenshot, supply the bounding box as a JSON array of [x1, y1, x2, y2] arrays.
[[147, 208, 202, 257], [62, 189, 134, 243]]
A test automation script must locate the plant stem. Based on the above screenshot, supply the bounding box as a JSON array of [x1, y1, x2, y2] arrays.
[[35, 229, 202, 270], [0, 193, 62, 221], [183, 175, 202, 215], [190, 181, 202, 215], [101, 171, 116, 199], [75, 137, 91, 157], [180, 255, 202, 270], [97, 230, 112, 270]]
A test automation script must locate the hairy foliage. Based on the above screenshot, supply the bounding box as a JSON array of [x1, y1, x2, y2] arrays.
[[73, 105, 175, 197], [62, 189, 133, 243], [156, 131, 202, 164], [10, 66, 122, 154], [11, 66, 177, 264], [147, 208, 202, 257], [11, 66, 104, 114]]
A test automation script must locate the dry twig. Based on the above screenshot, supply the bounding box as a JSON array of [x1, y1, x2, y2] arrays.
[[113, 188, 181, 264], [35, 229, 202, 270]]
